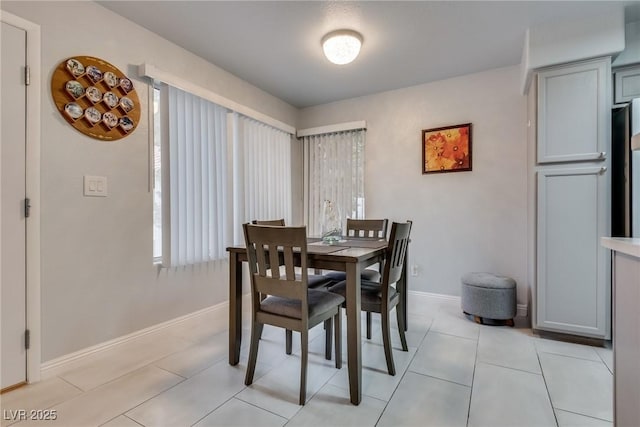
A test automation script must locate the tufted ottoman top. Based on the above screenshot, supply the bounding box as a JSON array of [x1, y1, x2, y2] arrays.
[[461, 272, 516, 289]]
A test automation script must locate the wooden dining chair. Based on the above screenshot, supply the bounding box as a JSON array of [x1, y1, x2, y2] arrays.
[[243, 223, 344, 405], [344, 218, 389, 239], [252, 218, 335, 354], [324, 218, 389, 338], [252, 218, 286, 226], [252, 218, 333, 288], [328, 221, 412, 376]]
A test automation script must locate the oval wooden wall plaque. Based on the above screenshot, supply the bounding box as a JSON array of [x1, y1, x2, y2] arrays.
[[51, 56, 140, 141]]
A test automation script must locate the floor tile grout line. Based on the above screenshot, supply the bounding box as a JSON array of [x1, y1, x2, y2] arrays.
[[41, 364, 189, 417], [552, 406, 614, 424], [18, 365, 189, 427], [537, 350, 614, 367], [97, 413, 145, 427], [373, 317, 433, 426], [112, 366, 191, 424], [596, 348, 614, 374], [55, 375, 85, 394], [535, 348, 605, 363], [476, 360, 543, 376], [57, 339, 196, 394], [427, 329, 479, 341], [593, 348, 614, 375], [233, 392, 295, 423], [406, 370, 473, 389], [536, 349, 560, 427], [466, 326, 481, 427], [122, 413, 146, 427], [427, 329, 479, 342], [188, 395, 236, 427], [229, 332, 344, 421]]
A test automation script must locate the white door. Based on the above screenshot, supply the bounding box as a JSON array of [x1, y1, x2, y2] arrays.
[[1, 20, 28, 390], [536, 166, 610, 338], [537, 58, 610, 164]]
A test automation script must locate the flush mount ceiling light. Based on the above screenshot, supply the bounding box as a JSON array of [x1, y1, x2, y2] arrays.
[[322, 29, 363, 65]]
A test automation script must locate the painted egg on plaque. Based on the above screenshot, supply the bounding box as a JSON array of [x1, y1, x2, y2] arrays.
[[65, 80, 85, 98], [64, 102, 83, 120], [84, 107, 102, 124], [66, 58, 85, 77]]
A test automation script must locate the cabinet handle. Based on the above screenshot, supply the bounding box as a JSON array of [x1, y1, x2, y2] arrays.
[[599, 152, 606, 158], [600, 167, 607, 174]]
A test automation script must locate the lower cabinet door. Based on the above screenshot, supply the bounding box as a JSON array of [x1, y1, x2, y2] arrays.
[[536, 166, 610, 338]]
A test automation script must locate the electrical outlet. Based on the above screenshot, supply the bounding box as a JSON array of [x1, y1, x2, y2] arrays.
[[411, 264, 418, 276]]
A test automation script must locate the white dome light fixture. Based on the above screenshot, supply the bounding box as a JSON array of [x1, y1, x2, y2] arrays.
[[322, 29, 363, 65]]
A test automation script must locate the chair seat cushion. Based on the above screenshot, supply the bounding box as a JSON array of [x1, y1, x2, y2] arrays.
[[260, 289, 345, 319], [323, 268, 381, 284], [306, 274, 333, 288], [328, 280, 397, 306]]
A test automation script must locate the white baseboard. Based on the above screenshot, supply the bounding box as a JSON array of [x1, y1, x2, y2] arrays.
[[408, 290, 460, 303], [40, 290, 530, 378], [40, 301, 228, 378], [408, 290, 529, 318]]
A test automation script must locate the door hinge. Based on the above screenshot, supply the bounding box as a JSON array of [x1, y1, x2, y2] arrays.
[[24, 198, 31, 218], [24, 65, 30, 86], [25, 329, 30, 350]]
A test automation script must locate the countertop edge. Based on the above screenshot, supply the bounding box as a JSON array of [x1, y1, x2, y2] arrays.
[[601, 237, 640, 258]]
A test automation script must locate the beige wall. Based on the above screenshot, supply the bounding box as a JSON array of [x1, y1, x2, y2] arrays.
[[1, 0, 298, 361], [298, 66, 529, 305]]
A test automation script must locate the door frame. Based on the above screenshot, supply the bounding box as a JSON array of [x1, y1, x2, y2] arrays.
[[0, 10, 41, 383]]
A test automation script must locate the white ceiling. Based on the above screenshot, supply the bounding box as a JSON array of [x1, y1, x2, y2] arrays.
[[98, 1, 636, 108]]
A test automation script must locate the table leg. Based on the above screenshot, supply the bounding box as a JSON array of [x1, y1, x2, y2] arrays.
[[346, 262, 362, 405], [229, 251, 243, 365]]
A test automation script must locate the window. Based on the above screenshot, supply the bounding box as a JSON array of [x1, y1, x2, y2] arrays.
[[153, 85, 229, 267], [152, 86, 162, 260], [302, 128, 365, 236], [231, 113, 293, 243], [153, 86, 294, 265]]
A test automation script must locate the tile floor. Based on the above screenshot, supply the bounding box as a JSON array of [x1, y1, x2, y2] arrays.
[[1, 295, 613, 427]]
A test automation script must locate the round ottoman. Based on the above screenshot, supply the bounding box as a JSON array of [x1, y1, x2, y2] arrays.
[[461, 272, 516, 326]]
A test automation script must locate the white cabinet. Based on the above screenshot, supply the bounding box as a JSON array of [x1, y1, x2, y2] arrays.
[[534, 57, 611, 339], [537, 59, 609, 163], [536, 167, 610, 338], [614, 65, 640, 104]]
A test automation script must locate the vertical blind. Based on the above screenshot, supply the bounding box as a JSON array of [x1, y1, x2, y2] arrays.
[[303, 129, 365, 236], [165, 86, 228, 267], [232, 114, 292, 243]]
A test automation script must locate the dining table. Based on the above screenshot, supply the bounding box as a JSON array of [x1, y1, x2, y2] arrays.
[[226, 237, 408, 405]]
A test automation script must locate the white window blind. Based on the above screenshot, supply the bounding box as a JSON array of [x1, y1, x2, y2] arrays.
[[232, 113, 292, 243], [164, 85, 229, 267], [303, 129, 365, 237]]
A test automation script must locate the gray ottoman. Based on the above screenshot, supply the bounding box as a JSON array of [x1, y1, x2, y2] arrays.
[[461, 272, 516, 326]]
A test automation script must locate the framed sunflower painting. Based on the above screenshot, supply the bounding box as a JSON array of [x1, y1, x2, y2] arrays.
[[422, 123, 472, 174]]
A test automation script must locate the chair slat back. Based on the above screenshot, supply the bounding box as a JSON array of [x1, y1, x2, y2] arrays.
[[252, 219, 286, 226], [346, 218, 388, 239], [243, 223, 308, 302], [383, 221, 412, 287]]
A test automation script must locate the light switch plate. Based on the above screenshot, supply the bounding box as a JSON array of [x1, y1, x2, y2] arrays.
[[84, 175, 108, 197]]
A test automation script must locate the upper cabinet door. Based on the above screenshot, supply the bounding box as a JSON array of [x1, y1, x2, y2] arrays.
[[614, 66, 640, 104], [537, 58, 610, 164]]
